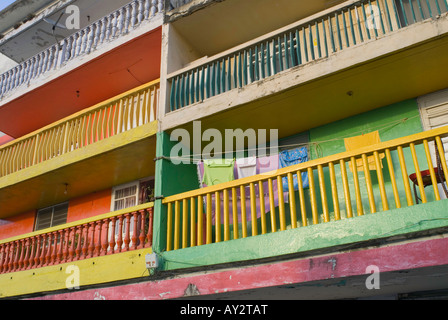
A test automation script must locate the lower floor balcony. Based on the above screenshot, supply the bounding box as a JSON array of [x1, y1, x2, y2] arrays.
[[0, 203, 154, 298], [161, 125, 448, 258]]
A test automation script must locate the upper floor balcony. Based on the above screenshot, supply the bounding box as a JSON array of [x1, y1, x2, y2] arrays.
[[0, 79, 160, 218], [0, 0, 163, 139], [160, 0, 448, 137]]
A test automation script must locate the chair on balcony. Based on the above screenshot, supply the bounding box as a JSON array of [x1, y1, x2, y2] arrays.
[[409, 143, 448, 203]]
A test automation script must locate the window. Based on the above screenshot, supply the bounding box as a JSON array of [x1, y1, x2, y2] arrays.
[[110, 178, 154, 250], [35, 202, 69, 231], [418, 88, 448, 199], [112, 182, 139, 211], [111, 178, 154, 212]]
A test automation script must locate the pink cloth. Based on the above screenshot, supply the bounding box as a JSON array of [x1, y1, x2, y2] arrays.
[[197, 155, 289, 224]]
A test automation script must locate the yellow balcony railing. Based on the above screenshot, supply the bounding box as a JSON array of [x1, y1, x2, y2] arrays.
[[0, 79, 160, 178], [0, 202, 154, 275], [163, 126, 448, 251]]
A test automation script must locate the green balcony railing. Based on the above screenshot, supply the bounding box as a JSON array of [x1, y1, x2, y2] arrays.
[[168, 0, 448, 112]]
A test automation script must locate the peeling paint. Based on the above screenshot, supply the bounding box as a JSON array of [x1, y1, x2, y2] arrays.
[[183, 284, 200, 297], [93, 291, 106, 300]]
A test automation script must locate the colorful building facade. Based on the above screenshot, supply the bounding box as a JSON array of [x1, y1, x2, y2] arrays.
[[1, 0, 448, 300]]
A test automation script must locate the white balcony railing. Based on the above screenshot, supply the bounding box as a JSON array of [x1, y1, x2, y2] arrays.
[[0, 0, 164, 100]]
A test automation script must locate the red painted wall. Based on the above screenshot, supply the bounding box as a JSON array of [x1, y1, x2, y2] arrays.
[[0, 189, 112, 241], [67, 189, 112, 223], [0, 210, 35, 241]]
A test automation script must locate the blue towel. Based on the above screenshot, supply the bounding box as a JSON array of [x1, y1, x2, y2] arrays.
[[279, 147, 309, 191]]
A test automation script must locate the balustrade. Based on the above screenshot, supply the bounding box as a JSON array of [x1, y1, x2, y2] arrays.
[[0, 79, 159, 178], [163, 126, 448, 251], [168, 0, 448, 111], [0, 0, 164, 99], [0, 205, 154, 274]]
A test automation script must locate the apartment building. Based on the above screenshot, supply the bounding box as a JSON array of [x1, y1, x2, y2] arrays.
[[1, 0, 448, 300]]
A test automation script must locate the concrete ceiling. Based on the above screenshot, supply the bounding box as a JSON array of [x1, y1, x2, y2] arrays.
[[0, 0, 134, 63], [164, 30, 448, 146], [0, 123, 157, 218], [170, 0, 346, 59]]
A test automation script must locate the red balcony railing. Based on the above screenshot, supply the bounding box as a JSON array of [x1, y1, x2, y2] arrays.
[[0, 203, 154, 274]]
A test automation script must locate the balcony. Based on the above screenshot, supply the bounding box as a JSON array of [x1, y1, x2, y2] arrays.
[[160, 126, 448, 268], [0, 202, 154, 298], [0, 0, 164, 101], [161, 0, 448, 136], [0, 79, 160, 218]]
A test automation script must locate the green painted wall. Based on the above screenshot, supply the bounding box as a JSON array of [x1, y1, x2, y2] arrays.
[[306, 98, 429, 222], [153, 131, 199, 254]]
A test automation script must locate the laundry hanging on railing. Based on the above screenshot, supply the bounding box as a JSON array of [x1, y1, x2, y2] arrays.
[[202, 159, 235, 186], [279, 147, 309, 191], [236, 156, 257, 178], [196, 155, 289, 224]]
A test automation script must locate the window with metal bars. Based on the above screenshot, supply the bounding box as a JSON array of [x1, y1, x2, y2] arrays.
[[34, 202, 69, 231]]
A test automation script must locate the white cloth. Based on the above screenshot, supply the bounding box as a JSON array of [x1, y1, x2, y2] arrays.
[[236, 156, 257, 179]]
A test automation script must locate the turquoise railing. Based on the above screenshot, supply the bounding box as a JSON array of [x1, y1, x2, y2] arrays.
[[168, 0, 448, 112]]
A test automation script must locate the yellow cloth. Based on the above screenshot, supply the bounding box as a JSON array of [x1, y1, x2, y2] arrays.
[[344, 131, 384, 172]]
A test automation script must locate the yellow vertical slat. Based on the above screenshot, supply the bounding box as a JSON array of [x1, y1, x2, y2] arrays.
[[215, 191, 221, 242], [197, 195, 204, 246], [0, 149, 5, 176], [258, 181, 267, 234], [206, 193, 212, 244], [328, 162, 340, 221], [385, 149, 401, 209], [182, 198, 188, 249], [436, 136, 448, 184], [80, 115, 88, 148], [397, 146, 414, 206], [240, 186, 248, 238], [423, 139, 441, 201], [351, 157, 364, 216], [276, 177, 286, 230], [374, 151, 389, 211], [317, 164, 330, 222], [174, 200, 180, 250], [223, 189, 230, 241], [190, 197, 196, 247], [166, 202, 173, 252], [249, 183, 258, 236], [339, 159, 353, 218], [268, 178, 277, 233], [296, 170, 308, 227], [308, 167, 319, 225], [410, 143, 427, 204], [287, 173, 297, 229], [32, 133, 40, 165], [141, 90, 148, 125], [362, 154, 376, 214], [231, 187, 239, 240]]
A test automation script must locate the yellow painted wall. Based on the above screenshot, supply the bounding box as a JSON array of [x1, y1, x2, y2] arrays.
[[0, 248, 152, 299]]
